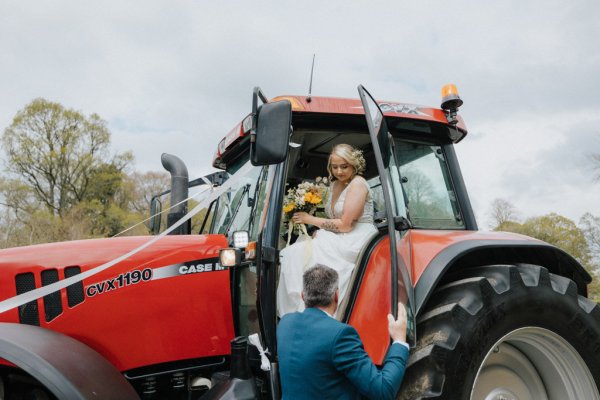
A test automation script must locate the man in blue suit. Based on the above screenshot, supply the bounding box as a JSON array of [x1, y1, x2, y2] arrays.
[[277, 264, 409, 400]]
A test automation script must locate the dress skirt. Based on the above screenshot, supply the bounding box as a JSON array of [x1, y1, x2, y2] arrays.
[[277, 221, 378, 317]]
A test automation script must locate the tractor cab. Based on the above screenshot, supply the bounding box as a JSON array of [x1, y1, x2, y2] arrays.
[[199, 84, 474, 398]]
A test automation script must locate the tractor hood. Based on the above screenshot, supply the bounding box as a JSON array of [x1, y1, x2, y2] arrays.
[[0, 235, 227, 272], [0, 234, 235, 372]]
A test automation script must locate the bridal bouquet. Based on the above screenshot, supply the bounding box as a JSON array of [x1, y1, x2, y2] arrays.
[[283, 177, 328, 238]]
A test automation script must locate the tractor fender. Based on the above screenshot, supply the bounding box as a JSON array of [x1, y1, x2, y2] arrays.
[[0, 323, 139, 399], [414, 239, 592, 316]]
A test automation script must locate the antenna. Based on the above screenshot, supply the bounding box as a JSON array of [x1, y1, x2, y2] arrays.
[[306, 54, 315, 103]]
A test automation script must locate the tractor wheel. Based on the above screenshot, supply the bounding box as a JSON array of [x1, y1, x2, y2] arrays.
[[398, 264, 600, 399], [0, 370, 55, 400]]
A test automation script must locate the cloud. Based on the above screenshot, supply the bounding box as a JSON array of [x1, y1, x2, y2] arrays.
[[459, 109, 600, 226], [1, 0, 599, 226]]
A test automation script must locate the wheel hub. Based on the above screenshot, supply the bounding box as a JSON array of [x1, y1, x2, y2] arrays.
[[471, 327, 599, 400], [485, 388, 519, 400]]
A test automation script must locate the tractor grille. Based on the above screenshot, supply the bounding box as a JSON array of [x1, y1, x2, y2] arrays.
[[14, 266, 85, 325], [41, 269, 62, 321], [15, 273, 40, 326], [64, 266, 84, 307]]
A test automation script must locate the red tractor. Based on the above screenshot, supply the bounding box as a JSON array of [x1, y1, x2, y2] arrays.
[[0, 85, 598, 399]]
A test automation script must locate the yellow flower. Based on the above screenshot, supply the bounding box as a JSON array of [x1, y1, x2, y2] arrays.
[[283, 203, 295, 213], [304, 192, 322, 205]]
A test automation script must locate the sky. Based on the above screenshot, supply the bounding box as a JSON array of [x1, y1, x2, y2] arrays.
[[1, 0, 599, 229]]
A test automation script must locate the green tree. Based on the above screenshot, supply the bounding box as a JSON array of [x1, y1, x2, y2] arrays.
[[579, 213, 600, 302], [510, 213, 591, 266], [0, 177, 39, 222], [2, 98, 132, 217], [495, 212, 600, 302], [0, 98, 161, 245]]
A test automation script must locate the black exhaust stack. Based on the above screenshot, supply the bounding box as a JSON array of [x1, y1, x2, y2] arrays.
[[161, 153, 190, 235], [201, 337, 257, 399]]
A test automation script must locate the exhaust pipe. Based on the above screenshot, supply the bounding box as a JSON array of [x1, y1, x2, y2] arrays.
[[161, 153, 190, 235], [201, 337, 257, 399]]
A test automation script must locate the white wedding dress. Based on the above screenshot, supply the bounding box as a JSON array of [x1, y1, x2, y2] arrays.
[[277, 176, 378, 317]]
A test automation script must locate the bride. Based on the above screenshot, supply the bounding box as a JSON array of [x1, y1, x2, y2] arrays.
[[277, 144, 378, 317]]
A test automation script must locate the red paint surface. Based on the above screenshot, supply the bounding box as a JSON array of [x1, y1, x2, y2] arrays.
[[349, 230, 539, 364], [407, 230, 540, 284], [214, 95, 468, 168], [0, 235, 235, 371], [348, 237, 392, 363], [271, 95, 467, 132]]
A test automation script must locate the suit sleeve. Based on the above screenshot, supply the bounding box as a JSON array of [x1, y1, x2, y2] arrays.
[[331, 325, 409, 400]]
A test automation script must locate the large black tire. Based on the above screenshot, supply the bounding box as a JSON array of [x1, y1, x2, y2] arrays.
[[398, 264, 600, 399]]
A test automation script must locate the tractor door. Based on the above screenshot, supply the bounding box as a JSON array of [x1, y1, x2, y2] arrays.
[[357, 85, 416, 345]]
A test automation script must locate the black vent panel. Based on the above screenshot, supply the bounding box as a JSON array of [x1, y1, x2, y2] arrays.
[[41, 269, 62, 321], [64, 266, 84, 307], [15, 273, 40, 326]]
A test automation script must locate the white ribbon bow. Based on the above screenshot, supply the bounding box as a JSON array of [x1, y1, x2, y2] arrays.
[[248, 333, 271, 371]]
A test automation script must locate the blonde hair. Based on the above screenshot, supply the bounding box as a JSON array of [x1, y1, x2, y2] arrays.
[[327, 144, 366, 181]]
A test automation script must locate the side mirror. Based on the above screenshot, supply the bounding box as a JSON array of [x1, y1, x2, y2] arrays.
[[148, 197, 162, 235], [251, 100, 292, 166]]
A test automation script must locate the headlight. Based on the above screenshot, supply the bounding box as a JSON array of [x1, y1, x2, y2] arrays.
[[232, 231, 249, 248], [220, 248, 242, 267]]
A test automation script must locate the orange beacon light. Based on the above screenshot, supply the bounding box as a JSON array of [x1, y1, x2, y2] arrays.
[[441, 84, 463, 125]]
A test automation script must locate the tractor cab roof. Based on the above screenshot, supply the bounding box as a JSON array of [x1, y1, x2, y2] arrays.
[[212, 95, 468, 169]]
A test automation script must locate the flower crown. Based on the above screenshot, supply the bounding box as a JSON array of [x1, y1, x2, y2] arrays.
[[351, 148, 366, 175], [328, 146, 366, 182]]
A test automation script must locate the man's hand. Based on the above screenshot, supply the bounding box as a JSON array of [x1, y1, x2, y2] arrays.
[[387, 302, 407, 343]]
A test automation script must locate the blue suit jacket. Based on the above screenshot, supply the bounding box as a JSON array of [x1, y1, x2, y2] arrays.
[[277, 307, 409, 400]]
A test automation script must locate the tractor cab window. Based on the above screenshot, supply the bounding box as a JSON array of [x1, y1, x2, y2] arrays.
[[210, 162, 269, 241], [210, 159, 271, 337], [394, 140, 464, 229]]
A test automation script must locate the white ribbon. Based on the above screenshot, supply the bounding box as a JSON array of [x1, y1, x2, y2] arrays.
[[248, 333, 271, 371], [285, 222, 313, 271], [0, 162, 255, 314], [111, 182, 214, 238]]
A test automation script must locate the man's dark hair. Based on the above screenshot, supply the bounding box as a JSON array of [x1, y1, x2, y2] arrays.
[[302, 264, 339, 308]]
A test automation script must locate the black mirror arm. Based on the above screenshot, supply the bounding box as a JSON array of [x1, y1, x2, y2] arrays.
[[251, 87, 269, 142], [393, 215, 412, 231]]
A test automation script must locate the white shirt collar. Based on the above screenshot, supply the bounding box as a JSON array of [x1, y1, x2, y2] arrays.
[[316, 308, 335, 318]]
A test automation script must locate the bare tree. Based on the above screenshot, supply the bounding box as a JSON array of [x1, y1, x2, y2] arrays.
[[593, 153, 600, 181], [580, 212, 600, 260], [488, 198, 519, 229], [126, 171, 170, 214]]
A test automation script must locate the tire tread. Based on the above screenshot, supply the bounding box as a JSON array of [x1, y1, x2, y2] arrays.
[[397, 264, 600, 399]]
